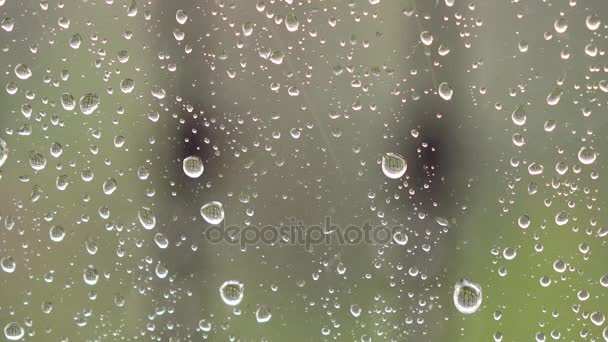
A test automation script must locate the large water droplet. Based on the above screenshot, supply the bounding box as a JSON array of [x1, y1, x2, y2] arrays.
[[546, 88, 562, 106], [1, 17, 14, 32], [14, 64, 32, 80], [511, 105, 527, 126], [138, 206, 156, 230], [79, 93, 100, 115], [585, 14, 601, 31], [219, 280, 244, 306], [200, 201, 224, 225], [382, 153, 407, 179], [438, 82, 453, 100], [453, 279, 482, 314], [577, 147, 596, 165], [1, 255, 16, 273], [69, 33, 82, 49], [183, 156, 204, 178], [49, 225, 65, 242], [61, 93, 75, 110], [3, 322, 24, 341], [555, 211, 569, 226], [420, 31, 433, 46], [176, 9, 188, 25], [256, 305, 272, 323], [83, 265, 99, 285], [29, 151, 46, 171], [285, 13, 299, 32]]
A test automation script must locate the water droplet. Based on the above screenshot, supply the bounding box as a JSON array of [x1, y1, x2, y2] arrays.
[[155, 262, 168, 279], [138, 206, 156, 230], [585, 43, 598, 57], [1, 255, 16, 273], [1, 17, 15, 32], [503, 247, 517, 260], [154, 232, 168, 249], [350, 304, 362, 317], [56, 175, 69, 190], [453, 279, 482, 314], [285, 13, 299, 32], [200, 201, 224, 225], [555, 211, 569, 226], [392, 229, 408, 245], [269, 51, 284, 65], [117, 50, 129, 63], [553, 259, 566, 273], [14, 64, 32, 80], [69, 33, 82, 49], [382, 153, 407, 179], [544, 120, 556, 132], [518, 215, 530, 229], [511, 105, 527, 126], [546, 88, 562, 106], [102, 178, 117, 195], [120, 78, 135, 93], [127, 0, 138, 16], [435, 217, 449, 227], [183, 156, 204, 178], [29, 151, 46, 171], [151, 85, 166, 99], [0, 138, 8, 168], [242, 22, 253, 36], [3, 322, 24, 341], [512, 133, 525, 147], [219, 280, 244, 306], [61, 93, 75, 110], [49, 225, 65, 242], [585, 14, 601, 31], [256, 305, 272, 323], [600, 274, 608, 288], [438, 82, 453, 100], [79, 93, 100, 115], [83, 265, 99, 285], [526, 163, 543, 176], [554, 17, 568, 33], [198, 319, 211, 332], [290, 128, 301, 139], [591, 312, 605, 326], [577, 147, 596, 165], [176, 9, 188, 25], [420, 31, 433, 46]]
